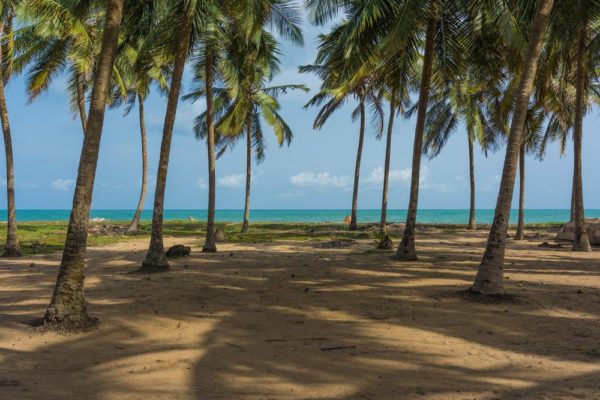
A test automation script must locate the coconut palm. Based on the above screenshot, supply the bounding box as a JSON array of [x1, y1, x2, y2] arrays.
[[422, 73, 500, 231], [0, 0, 21, 256], [472, 0, 556, 295], [13, 0, 104, 135], [301, 23, 384, 231], [44, 0, 126, 327]]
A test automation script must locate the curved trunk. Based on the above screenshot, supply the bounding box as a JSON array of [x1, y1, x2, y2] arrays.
[[380, 91, 396, 231], [142, 13, 193, 269], [515, 143, 525, 240], [349, 98, 366, 231], [395, 15, 437, 261], [202, 49, 217, 252], [127, 95, 148, 233], [241, 120, 252, 233], [75, 71, 87, 136], [471, 0, 555, 295], [467, 131, 476, 230], [0, 22, 21, 257], [572, 26, 591, 252], [44, 0, 124, 326]]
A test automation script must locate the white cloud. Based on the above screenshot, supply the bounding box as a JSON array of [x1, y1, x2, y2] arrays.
[[290, 172, 351, 188], [365, 166, 412, 185], [218, 174, 244, 188], [197, 178, 208, 189], [51, 178, 75, 191]]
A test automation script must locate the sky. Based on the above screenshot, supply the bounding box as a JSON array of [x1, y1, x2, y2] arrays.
[[2, 13, 600, 211]]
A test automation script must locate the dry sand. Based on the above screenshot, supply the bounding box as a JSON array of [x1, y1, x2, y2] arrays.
[[1, 228, 600, 399]]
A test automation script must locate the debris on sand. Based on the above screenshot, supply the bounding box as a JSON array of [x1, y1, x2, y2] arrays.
[[314, 239, 356, 248], [166, 244, 191, 258]]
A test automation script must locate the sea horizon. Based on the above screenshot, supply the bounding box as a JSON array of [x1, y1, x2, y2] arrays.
[[1, 209, 597, 224]]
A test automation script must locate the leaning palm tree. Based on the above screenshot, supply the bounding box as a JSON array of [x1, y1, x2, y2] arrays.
[[471, 0, 556, 295], [44, 0, 126, 327], [0, 0, 21, 256]]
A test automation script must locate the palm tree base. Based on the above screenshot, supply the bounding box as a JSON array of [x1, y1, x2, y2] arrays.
[[3, 243, 21, 257], [394, 244, 418, 261], [467, 222, 476, 230], [240, 224, 249, 234], [572, 235, 592, 252], [126, 224, 140, 235], [202, 244, 217, 253], [139, 253, 170, 273], [471, 263, 505, 295], [43, 301, 96, 331], [514, 232, 524, 241]]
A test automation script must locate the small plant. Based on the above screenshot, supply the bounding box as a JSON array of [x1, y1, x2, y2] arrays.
[[372, 230, 393, 250]]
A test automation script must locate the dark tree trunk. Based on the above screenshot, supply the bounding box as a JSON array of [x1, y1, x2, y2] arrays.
[[75, 71, 87, 136], [570, 174, 576, 222], [241, 120, 252, 233], [349, 98, 366, 231], [0, 21, 21, 257], [44, 0, 124, 327], [471, 0, 555, 295], [202, 49, 217, 252], [572, 26, 591, 252], [127, 95, 148, 233], [141, 13, 193, 269], [395, 15, 437, 261], [515, 143, 525, 240], [380, 91, 396, 231], [467, 131, 476, 230]]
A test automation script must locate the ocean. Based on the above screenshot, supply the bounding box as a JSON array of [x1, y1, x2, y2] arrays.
[[0, 209, 596, 224]]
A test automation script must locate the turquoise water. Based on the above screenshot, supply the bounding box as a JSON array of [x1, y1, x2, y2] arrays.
[[0, 209, 596, 224]]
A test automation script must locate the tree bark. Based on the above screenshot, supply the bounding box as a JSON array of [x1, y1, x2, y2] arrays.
[[349, 97, 366, 231], [467, 131, 476, 230], [141, 12, 193, 269], [0, 21, 21, 257], [380, 91, 396, 231], [570, 174, 576, 222], [44, 0, 124, 326], [241, 119, 252, 233], [75, 71, 87, 136], [395, 14, 437, 261], [202, 49, 217, 252], [572, 26, 591, 252], [127, 95, 148, 233], [515, 143, 525, 240], [471, 0, 555, 295]]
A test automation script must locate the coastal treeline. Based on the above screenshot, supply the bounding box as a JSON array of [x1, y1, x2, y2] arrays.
[[0, 0, 597, 328]]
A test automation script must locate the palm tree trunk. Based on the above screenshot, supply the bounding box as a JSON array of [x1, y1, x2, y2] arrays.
[[467, 131, 476, 230], [395, 15, 437, 261], [515, 143, 525, 240], [44, 0, 124, 326], [349, 98, 366, 231], [0, 22, 21, 257], [570, 175, 576, 222], [471, 0, 554, 295], [127, 95, 148, 233], [241, 120, 252, 233], [141, 13, 193, 269], [380, 91, 396, 231], [75, 71, 87, 135], [202, 49, 217, 252], [572, 26, 591, 252]]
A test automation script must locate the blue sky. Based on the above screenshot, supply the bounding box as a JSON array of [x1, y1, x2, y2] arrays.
[[2, 16, 599, 211]]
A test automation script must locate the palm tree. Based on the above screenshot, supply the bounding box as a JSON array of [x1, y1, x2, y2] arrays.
[[301, 24, 384, 230], [141, 1, 194, 269], [0, 0, 21, 256], [471, 0, 555, 295], [44, 0, 125, 327], [422, 74, 499, 231], [13, 0, 104, 135]]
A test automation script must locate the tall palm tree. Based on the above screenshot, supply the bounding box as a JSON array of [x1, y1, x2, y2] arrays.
[[422, 74, 499, 231], [0, 0, 21, 256], [471, 0, 555, 295], [141, 1, 194, 269], [44, 0, 125, 326], [301, 24, 384, 231]]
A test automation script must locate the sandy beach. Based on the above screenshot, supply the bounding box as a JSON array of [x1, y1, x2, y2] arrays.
[[1, 227, 599, 399]]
